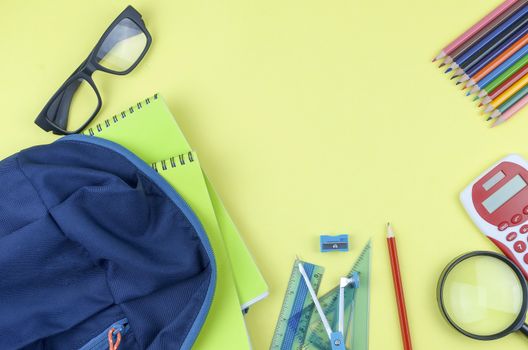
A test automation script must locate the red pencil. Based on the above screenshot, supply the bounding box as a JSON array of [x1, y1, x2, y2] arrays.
[[387, 223, 413, 350]]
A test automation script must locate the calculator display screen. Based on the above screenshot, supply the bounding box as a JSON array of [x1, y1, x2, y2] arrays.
[[483, 175, 527, 213]]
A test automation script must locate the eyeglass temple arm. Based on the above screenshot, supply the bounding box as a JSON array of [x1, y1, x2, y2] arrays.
[[520, 323, 528, 338]]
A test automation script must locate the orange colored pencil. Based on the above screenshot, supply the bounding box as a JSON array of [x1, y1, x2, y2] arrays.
[[467, 33, 528, 88], [387, 223, 413, 350]]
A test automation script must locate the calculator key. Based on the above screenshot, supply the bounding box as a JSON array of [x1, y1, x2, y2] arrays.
[[514, 241, 527, 253], [524, 206, 528, 215], [512, 214, 523, 224], [521, 225, 528, 234], [507, 232, 518, 241], [524, 253, 528, 264], [498, 222, 509, 231]]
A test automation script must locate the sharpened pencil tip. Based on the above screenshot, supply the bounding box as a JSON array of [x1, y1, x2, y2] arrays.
[[439, 63, 446, 68], [492, 118, 505, 127], [456, 82, 461, 85], [445, 68, 452, 73], [486, 116, 492, 121], [386, 223, 394, 238], [434, 52, 446, 62], [491, 110, 501, 119]]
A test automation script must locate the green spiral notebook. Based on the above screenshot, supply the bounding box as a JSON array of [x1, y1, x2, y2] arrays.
[[83, 94, 268, 349]]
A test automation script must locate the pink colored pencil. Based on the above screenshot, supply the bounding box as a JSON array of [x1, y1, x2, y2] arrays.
[[433, 0, 519, 62], [492, 94, 528, 126]]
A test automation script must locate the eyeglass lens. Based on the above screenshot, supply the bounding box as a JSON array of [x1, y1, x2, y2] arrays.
[[96, 18, 148, 73], [46, 78, 99, 133]]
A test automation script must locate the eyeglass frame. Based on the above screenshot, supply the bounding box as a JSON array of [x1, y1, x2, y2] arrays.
[[34, 5, 152, 135]]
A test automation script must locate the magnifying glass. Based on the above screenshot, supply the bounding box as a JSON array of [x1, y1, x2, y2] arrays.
[[437, 251, 528, 340]]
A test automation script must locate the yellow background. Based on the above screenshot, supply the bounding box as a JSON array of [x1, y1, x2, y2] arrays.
[[1, 0, 527, 349]]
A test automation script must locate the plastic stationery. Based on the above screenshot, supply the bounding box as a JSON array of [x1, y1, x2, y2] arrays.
[[320, 234, 349, 252], [83, 94, 268, 349], [299, 261, 359, 350], [271, 259, 325, 349], [461, 154, 528, 278], [271, 241, 371, 350]]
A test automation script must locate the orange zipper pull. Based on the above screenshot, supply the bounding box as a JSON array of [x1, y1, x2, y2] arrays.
[[108, 327, 122, 350]]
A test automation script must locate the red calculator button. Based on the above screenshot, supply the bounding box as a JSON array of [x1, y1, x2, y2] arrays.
[[524, 254, 528, 264], [521, 225, 528, 234], [512, 214, 523, 224], [498, 222, 509, 231], [524, 206, 528, 215], [507, 232, 518, 241], [514, 241, 527, 253]]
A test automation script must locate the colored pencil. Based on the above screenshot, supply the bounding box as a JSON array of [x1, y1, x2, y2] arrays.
[[445, 3, 528, 72], [435, 0, 528, 124], [457, 16, 528, 76], [483, 73, 528, 112], [434, 0, 519, 62], [460, 28, 528, 85], [489, 83, 528, 118], [493, 94, 528, 125], [468, 49, 528, 95], [441, 0, 528, 68], [481, 63, 528, 103], [387, 223, 413, 350]]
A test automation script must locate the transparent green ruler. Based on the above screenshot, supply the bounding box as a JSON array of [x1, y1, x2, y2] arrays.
[[270, 260, 325, 350], [270, 241, 371, 350]]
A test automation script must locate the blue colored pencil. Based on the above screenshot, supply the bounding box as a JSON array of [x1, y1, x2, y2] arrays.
[[447, 5, 528, 71], [461, 22, 528, 81]]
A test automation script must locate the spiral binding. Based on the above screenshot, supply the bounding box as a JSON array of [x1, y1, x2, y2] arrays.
[[151, 152, 195, 172], [84, 94, 159, 136]]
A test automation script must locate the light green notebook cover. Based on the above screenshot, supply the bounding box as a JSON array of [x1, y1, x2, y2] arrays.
[[83, 93, 267, 348]]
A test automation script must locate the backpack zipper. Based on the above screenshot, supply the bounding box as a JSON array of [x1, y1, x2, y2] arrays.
[[78, 318, 129, 350]]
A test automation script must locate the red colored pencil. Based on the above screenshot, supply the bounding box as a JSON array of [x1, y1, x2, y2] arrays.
[[387, 223, 413, 350]]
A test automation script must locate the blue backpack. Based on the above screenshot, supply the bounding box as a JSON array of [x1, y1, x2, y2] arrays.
[[0, 135, 216, 349]]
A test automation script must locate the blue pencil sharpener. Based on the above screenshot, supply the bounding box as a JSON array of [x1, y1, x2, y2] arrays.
[[320, 234, 349, 252]]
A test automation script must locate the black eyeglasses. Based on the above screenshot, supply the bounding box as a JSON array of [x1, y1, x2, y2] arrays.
[[35, 5, 152, 135]]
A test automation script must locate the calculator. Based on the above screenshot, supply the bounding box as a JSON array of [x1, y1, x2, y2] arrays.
[[461, 154, 528, 279]]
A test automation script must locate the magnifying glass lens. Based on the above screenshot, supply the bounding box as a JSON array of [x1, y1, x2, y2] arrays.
[[441, 255, 524, 336]]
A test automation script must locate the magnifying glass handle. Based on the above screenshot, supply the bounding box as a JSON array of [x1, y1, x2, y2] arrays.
[[520, 324, 528, 338]]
